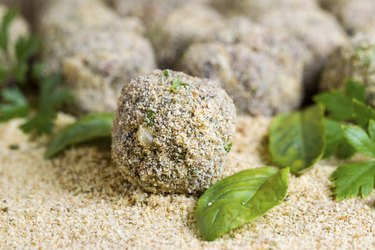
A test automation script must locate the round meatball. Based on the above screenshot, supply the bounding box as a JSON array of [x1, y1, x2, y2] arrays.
[[0, 4, 29, 66], [259, 9, 348, 95], [112, 70, 236, 194], [320, 36, 375, 107], [151, 4, 225, 68], [180, 42, 303, 115]]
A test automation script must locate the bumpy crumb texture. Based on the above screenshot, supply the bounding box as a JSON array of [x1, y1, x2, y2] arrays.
[[1, 115, 374, 249]]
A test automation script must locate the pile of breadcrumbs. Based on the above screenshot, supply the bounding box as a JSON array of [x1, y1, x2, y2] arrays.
[[0, 114, 374, 249]]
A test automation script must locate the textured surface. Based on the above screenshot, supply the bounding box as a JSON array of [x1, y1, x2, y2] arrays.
[[0, 115, 374, 249]]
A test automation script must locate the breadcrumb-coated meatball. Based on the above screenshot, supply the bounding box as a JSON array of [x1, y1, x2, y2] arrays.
[[210, 0, 318, 18], [320, 35, 375, 107], [112, 70, 236, 194], [151, 4, 225, 68], [0, 4, 29, 66], [259, 9, 348, 95], [180, 42, 303, 116]]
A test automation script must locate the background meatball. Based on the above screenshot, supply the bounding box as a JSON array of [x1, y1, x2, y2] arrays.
[[0, 4, 29, 66], [259, 9, 348, 96], [150, 3, 225, 68], [37, 0, 156, 113], [112, 70, 236, 194], [180, 42, 303, 115], [320, 35, 375, 107]]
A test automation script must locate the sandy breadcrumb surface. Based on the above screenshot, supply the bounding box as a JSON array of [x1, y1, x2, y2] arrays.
[[0, 114, 374, 249]]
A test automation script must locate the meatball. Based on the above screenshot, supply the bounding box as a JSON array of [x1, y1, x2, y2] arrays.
[[112, 70, 236, 194], [0, 4, 29, 66], [319, 0, 375, 35], [259, 9, 348, 96], [38, 0, 156, 113], [320, 35, 375, 107], [150, 4, 225, 68], [210, 0, 317, 18], [180, 42, 303, 115]]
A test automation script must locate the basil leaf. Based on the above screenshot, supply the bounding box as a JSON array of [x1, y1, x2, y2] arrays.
[[269, 105, 325, 174], [45, 113, 113, 158], [196, 167, 289, 241], [314, 91, 352, 121], [345, 79, 366, 103], [343, 125, 375, 158], [352, 99, 375, 129], [331, 161, 375, 200]]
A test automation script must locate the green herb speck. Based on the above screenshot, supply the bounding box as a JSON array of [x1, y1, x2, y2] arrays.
[[163, 69, 169, 77], [224, 141, 233, 153], [145, 110, 155, 126], [170, 78, 189, 93]]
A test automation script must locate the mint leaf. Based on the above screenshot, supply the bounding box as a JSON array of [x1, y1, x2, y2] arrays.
[[45, 113, 113, 158], [20, 74, 71, 135], [352, 99, 375, 128], [331, 161, 375, 200], [0, 88, 29, 121], [269, 105, 325, 174], [314, 91, 352, 121], [343, 125, 375, 158], [196, 167, 289, 241]]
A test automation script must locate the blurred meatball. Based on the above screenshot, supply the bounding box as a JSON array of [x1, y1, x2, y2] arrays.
[[259, 9, 348, 96], [0, 4, 29, 66], [180, 42, 303, 115], [38, 0, 156, 113], [210, 0, 318, 18], [320, 35, 375, 107], [112, 70, 236, 194], [151, 4, 225, 68], [319, 0, 375, 35]]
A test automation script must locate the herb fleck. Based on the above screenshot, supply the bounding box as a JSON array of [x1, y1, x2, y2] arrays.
[[224, 141, 233, 153], [145, 109, 155, 126], [163, 69, 169, 77], [8, 144, 19, 150], [170, 78, 189, 93]]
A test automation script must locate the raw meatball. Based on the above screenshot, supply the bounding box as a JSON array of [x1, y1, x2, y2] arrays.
[[259, 9, 348, 95], [320, 35, 375, 107], [319, 0, 375, 35], [151, 4, 225, 68], [63, 30, 156, 113], [180, 42, 303, 115], [210, 0, 317, 18], [38, 0, 156, 113], [0, 4, 29, 66], [108, 0, 209, 30], [112, 70, 236, 194]]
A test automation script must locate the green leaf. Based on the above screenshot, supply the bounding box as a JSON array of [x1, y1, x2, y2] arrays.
[[269, 105, 325, 174], [15, 36, 39, 63], [45, 113, 114, 158], [368, 120, 375, 141], [0, 9, 18, 54], [336, 141, 356, 159], [343, 125, 375, 158], [196, 167, 289, 241], [331, 161, 375, 200], [20, 74, 71, 135], [345, 79, 366, 103], [323, 119, 343, 158], [352, 99, 375, 129], [314, 91, 352, 121], [0, 88, 29, 121]]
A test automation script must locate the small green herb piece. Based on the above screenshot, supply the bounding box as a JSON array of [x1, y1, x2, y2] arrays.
[[170, 78, 189, 93], [45, 113, 114, 158], [0, 88, 29, 121], [224, 141, 232, 153], [269, 105, 325, 174], [0, 8, 18, 54], [20, 74, 71, 135], [331, 161, 375, 200], [163, 69, 169, 77], [145, 109, 155, 126], [196, 167, 289, 241], [343, 123, 375, 158], [352, 99, 375, 129]]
